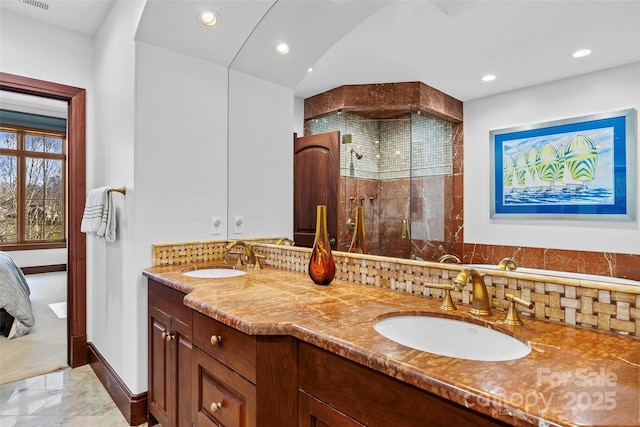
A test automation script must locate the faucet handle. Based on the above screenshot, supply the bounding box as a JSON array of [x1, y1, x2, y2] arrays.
[[502, 294, 534, 326], [428, 282, 457, 311], [254, 254, 266, 270]]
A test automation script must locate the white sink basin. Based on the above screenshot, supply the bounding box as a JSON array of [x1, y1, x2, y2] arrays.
[[374, 315, 531, 361], [182, 268, 247, 279]]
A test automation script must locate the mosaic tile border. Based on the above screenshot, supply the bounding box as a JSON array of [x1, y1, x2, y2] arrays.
[[151, 240, 640, 337], [151, 238, 278, 266]]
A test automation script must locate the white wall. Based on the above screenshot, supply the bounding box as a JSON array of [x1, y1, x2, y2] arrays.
[[0, 11, 94, 88], [0, 11, 93, 268], [464, 63, 640, 254], [228, 70, 293, 238], [5, 249, 66, 267], [132, 42, 229, 392], [92, 0, 146, 394], [93, 4, 229, 393], [294, 96, 305, 136], [135, 43, 229, 244]]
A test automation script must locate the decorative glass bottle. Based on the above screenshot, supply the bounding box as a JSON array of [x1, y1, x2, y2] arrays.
[[308, 205, 335, 285], [348, 206, 368, 254]]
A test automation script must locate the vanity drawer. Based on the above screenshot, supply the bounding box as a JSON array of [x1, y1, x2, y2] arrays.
[[299, 342, 508, 427], [148, 279, 191, 326], [193, 311, 257, 383], [194, 348, 256, 427]]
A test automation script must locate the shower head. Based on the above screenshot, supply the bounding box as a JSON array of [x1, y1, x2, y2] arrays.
[[351, 149, 363, 160]]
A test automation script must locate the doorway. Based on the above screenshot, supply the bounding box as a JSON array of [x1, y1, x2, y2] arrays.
[[0, 72, 87, 368], [293, 131, 340, 248]]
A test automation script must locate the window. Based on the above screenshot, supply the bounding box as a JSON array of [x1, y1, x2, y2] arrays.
[[0, 125, 66, 249]]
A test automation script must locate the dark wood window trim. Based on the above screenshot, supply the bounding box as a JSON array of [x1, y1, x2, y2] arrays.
[[0, 72, 87, 368], [0, 124, 67, 250]]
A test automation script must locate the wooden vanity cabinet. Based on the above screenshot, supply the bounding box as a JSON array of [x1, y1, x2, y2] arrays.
[[147, 278, 510, 427], [148, 279, 193, 427], [298, 342, 509, 427], [192, 311, 297, 427]]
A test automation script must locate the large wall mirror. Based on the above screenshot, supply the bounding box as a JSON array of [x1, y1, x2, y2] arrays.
[[226, 1, 639, 277], [226, 1, 393, 248], [226, 0, 465, 261]]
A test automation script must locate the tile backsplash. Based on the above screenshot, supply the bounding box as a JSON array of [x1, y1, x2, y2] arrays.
[[151, 239, 640, 337]]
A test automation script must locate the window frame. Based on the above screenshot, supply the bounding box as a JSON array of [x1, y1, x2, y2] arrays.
[[0, 124, 67, 250]]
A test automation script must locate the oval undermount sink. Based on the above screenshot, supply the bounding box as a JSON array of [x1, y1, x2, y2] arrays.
[[182, 268, 247, 279], [374, 315, 531, 361]]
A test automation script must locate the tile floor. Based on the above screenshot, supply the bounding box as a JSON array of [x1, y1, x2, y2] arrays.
[[0, 365, 151, 426]]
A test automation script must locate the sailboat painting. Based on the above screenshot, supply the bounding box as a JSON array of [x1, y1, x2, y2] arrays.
[[490, 109, 636, 219]]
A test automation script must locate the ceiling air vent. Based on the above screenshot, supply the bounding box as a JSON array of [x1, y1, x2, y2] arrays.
[[19, 0, 50, 11]]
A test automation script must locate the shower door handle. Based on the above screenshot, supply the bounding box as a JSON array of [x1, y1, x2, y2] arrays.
[[401, 219, 409, 239]]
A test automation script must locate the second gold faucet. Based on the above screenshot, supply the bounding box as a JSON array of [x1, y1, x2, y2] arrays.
[[454, 268, 492, 316], [226, 241, 259, 269], [497, 257, 518, 271]]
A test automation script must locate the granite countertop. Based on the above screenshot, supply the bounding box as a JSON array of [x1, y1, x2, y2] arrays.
[[144, 261, 640, 427]]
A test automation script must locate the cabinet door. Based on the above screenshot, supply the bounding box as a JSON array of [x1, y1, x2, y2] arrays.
[[299, 390, 364, 427], [193, 348, 256, 427], [173, 317, 193, 427], [148, 279, 193, 427], [148, 305, 171, 426]]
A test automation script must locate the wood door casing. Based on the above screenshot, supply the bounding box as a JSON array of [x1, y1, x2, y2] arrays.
[[293, 131, 340, 248], [0, 72, 87, 368]]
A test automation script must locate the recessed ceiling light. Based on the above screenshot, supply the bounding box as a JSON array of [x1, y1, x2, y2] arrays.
[[199, 10, 219, 28], [307, 67, 314, 73], [275, 42, 291, 55], [481, 74, 497, 82], [572, 49, 592, 58]]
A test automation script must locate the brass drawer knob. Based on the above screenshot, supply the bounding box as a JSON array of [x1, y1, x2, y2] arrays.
[[210, 402, 222, 413], [210, 335, 222, 346], [163, 332, 175, 342]]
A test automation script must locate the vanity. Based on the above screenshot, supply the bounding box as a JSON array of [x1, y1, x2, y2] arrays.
[[144, 246, 640, 427]]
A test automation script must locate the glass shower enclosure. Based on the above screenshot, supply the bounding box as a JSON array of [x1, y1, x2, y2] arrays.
[[307, 108, 455, 260]]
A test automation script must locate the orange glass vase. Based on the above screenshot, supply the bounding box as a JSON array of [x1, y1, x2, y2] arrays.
[[308, 205, 335, 286], [348, 205, 368, 254]]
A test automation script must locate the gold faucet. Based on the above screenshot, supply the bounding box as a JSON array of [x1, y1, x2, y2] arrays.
[[497, 257, 518, 271], [437, 254, 461, 264], [454, 268, 492, 316], [275, 238, 295, 246], [225, 241, 257, 268]]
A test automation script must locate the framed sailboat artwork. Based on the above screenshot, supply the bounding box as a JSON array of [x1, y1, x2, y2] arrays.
[[490, 109, 636, 221]]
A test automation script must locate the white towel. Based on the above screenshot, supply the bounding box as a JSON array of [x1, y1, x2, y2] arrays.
[[81, 187, 116, 242]]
